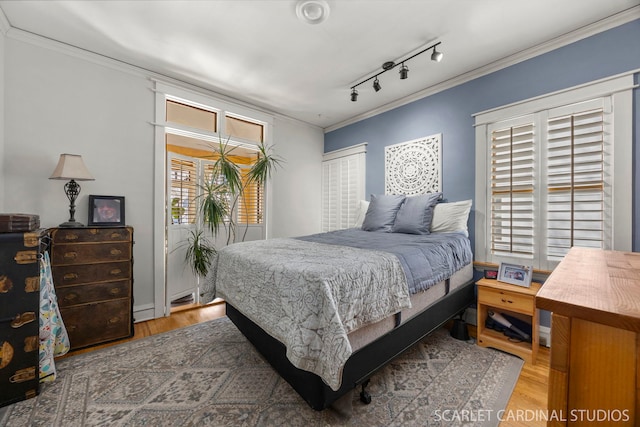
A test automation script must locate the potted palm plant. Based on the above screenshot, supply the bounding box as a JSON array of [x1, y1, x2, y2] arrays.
[[183, 135, 283, 277]]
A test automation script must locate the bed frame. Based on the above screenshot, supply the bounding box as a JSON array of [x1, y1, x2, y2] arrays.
[[225, 278, 475, 411]]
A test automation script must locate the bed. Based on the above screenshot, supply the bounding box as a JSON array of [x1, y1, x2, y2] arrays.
[[201, 194, 474, 411]]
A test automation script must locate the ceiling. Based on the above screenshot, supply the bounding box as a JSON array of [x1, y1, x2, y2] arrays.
[[1, 1, 638, 130]]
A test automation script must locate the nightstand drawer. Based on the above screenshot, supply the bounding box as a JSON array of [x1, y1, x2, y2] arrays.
[[478, 287, 534, 314]]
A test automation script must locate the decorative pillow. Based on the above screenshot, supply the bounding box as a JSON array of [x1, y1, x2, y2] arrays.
[[353, 200, 370, 228], [392, 192, 442, 235], [361, 194, 406, 232], [430, 199, 473, 236]]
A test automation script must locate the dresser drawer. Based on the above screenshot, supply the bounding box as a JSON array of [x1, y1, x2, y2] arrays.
[[55, 280, 131, 307], [50, 242, 131, 266], [60, 299, 132, 349], [52, 261, 131, 286], [478, 286, 534, 314], [51, 227, 132, 244]]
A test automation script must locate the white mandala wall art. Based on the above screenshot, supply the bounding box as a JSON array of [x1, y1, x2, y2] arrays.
[[385, 134, 442, 195]]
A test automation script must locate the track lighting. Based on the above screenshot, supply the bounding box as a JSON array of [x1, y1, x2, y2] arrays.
[[399, 63, 409, 80], [373, 77, 381, 92], [431, 46, 443, 62], [348, 41, 443, 102]]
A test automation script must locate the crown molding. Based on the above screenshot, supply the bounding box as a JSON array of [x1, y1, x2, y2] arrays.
[[325, 5, 640, 133], [0, 6, 10, 36]]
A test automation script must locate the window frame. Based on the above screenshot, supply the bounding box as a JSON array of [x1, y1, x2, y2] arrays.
[[474, 73, 634, 270]]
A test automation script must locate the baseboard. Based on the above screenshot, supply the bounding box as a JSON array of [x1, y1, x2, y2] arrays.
[[539, 325, 551, 347], [133, 304, 156, 323], [463, 307, 551, 348]]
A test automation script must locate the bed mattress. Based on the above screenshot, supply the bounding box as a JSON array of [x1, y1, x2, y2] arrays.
[[348, 262, 473, 352]]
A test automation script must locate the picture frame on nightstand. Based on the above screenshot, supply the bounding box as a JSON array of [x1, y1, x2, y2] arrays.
[[497, 262, 533, 288]]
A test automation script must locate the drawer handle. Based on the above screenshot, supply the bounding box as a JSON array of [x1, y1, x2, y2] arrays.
[[63, 233, 79, 241], [108, 317, 120, 324], [501, 298, 513, 304], [63, 252, 78, 260], [110, 249, 122, 256], [110, 232, 123, 239], [110, 269, 122, 276], [64, 293, 78, 301], [63, 273, 79, 280], [109, 287, 121, 295]]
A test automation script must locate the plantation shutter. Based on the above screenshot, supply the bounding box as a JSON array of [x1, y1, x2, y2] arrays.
[[238, 168, 263, 224], [546, 100, 607, 261], [489, 120, 535, 260], [321, 146, 366, 232], [321, 160, 339, 231], [169, 157, 197, 224]]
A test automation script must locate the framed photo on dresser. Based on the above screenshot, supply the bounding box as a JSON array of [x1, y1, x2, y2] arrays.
[[88, 195, 125, 226]]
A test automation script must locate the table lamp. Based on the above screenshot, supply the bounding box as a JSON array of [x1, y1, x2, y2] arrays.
[[49, 153, 95, 227]]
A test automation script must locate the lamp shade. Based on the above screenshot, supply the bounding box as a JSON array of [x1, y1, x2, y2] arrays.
[[49, 154, 94, 181]]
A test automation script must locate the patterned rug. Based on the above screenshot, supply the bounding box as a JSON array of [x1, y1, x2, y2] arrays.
[[0, 316, 522, 426]]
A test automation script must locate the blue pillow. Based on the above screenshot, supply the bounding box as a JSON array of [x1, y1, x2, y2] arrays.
[[362, 194, 406, 232], [392, 192, 442, 235]]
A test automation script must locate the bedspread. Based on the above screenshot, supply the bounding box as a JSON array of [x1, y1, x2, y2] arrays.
[[297, 229, 473, 294], [201, 238, 411, 390]]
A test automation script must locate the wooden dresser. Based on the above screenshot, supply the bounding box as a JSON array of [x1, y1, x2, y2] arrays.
[[49, 226, 134, 350], [536, 247, 640, 426]]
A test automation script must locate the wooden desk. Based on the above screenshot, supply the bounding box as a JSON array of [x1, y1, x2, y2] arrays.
[[536, 247, 640, 426]]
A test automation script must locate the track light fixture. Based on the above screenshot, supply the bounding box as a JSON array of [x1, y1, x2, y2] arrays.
[[399, 63, 409, 80], [373, 77, 381, 92], [349, 41, 443, 102], [431, 46, 444, 62]]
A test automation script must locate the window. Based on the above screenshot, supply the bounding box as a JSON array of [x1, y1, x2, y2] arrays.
[[166, 100, 217, 132], [546, 103, 607, 261], [489, 120, 535, 260], [169, 157, 197, 224], [238, 167, 263, 224], [164, 98, 268, 228], [321, 144, 366, 232], [475, 74, 633, 270]]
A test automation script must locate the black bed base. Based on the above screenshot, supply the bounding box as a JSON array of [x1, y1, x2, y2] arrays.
[[225, 279, 476, 411]]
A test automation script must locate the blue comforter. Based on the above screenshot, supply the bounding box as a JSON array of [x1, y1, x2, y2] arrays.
[[297, 228, 472, 294]]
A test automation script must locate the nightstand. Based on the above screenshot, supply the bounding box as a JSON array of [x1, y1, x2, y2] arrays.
[[476, 278, 540, 364]]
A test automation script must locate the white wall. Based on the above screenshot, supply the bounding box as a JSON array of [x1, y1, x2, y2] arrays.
[[270, 117, 323, 238], [3, 30, 323, 320]]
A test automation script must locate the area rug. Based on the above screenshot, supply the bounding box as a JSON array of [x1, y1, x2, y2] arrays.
[[0, 316, 523, 427]]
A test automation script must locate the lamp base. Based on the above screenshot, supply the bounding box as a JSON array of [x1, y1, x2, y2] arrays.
[[59, 220, 85, 228]]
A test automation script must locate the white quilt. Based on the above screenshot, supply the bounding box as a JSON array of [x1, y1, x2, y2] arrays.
[[201, 238, 411, 390]]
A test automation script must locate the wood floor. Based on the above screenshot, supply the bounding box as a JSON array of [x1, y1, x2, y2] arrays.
[[60, 303, 550, 426]]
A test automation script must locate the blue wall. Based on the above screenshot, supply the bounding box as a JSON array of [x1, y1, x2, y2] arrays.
[[325, 18, 640, 254]]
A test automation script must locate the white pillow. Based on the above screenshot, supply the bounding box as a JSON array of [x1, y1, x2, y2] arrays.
[[353, 200, 370, 228], [430, 200, 472, 236]]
